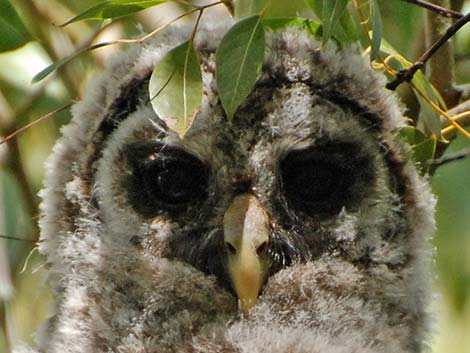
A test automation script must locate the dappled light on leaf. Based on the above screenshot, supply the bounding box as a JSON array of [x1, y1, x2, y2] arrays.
[[149, 40, 203, 138]]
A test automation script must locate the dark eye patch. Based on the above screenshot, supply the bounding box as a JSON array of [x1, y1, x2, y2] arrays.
[[280, 142, 372, 215], [125, 143, 209, 217]]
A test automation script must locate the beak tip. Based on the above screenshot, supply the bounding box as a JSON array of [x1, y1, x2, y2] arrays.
[[239, 298, 257, 317]]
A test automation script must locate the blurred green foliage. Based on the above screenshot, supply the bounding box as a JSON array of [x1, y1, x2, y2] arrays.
[[0, 1, 469, 352]]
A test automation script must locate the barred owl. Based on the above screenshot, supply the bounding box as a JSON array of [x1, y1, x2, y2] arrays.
[[24, 18, 435, 353]]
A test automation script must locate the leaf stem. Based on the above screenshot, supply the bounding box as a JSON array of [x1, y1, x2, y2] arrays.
[[441, 111, 470, 137], [428, 147, 470, 166]]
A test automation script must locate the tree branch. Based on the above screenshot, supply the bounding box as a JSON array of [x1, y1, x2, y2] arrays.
[[401, 0, 464, 18], [386, 10, 470, 101], [428, 146, 470, 166]]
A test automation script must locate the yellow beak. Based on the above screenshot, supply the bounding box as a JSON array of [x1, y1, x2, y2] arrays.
[[223, 193, 270, 316]]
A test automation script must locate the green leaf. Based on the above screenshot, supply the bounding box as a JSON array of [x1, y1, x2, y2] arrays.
[[32, 42, 113, 83], [149, 40, 203, 137], [0, 0, 32, 52], [399, 126, 436, 175], [62, 0, 166, 25], [234, 0, 266, 19], [32, 56, 71, 83], [412, 70, 446, 137], [399, 125, 427, 146], [304, 0, 322, 19], [262, 17, 320, 36], [336, 7, 359, 43], [321, 0, 349, 43], [370, 0, 382, 61], [432, 135, 470, 310], [304, 0, 357, 43], [216, 15, 265, 121]]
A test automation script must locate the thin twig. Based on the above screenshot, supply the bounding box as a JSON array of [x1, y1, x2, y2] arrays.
[[401, 0, 464, 18], [0, 235, 37, 243], [408, 80, 470, 137], [137, 1, 222, 43], [428, 147, 470, 166], [386, 11, 470, 90], [441, 110, 470, 137], [33, 2, 224, 83], [80, 21, 116, 49], [0, 103, 73, 146]]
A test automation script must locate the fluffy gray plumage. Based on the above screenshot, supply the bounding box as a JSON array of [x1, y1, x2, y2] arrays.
[[19, 18, 435, 353]]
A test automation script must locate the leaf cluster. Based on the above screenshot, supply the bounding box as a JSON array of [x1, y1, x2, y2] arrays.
[[4, 0, 465, 157]]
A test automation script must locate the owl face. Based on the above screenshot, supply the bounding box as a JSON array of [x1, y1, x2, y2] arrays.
[[96, 60, 400, 314], [36, 25, 435, 353]]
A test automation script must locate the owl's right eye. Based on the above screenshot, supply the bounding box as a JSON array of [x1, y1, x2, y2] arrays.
[[141, 156, 208, 205], [126, 144, 209, 215]]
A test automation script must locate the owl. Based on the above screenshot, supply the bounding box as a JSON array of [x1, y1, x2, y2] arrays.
[[21, 18, 436, 353]]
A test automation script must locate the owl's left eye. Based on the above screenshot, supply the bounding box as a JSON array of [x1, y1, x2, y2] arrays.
[[280, 143, 365, 215], [126, 144, 209, 215]]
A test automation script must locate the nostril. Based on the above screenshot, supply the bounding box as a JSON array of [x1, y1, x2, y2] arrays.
[[256, 241, 268, 257], [226, 242, 237, 255], [231, 174, 253, 193]]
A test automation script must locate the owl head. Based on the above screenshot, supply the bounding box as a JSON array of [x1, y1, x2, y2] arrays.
[[34, 19, 435, 353]]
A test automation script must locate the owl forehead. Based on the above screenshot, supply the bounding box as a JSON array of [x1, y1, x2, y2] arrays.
[[188, 86, 375, 162]]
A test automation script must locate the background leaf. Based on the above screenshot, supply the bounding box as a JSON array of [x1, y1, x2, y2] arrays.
[[321, 0, 349, 43], [216, 15, 265, 121], [262, 17, 320, 35], [432, 134, 470, 311], [31, 41, 115, 83], [0, 0, 32, 52], [304, 0, 358, 43], [370, 0, 382, 61], [149, 40, 202, 137], [234, 0, 266, 18], [62, 0, 166, 25]]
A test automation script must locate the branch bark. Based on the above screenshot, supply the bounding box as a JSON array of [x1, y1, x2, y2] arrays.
[[424, 0, 461, 107], [386, 6, 470, 109], [402, 0, 464, 18]]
